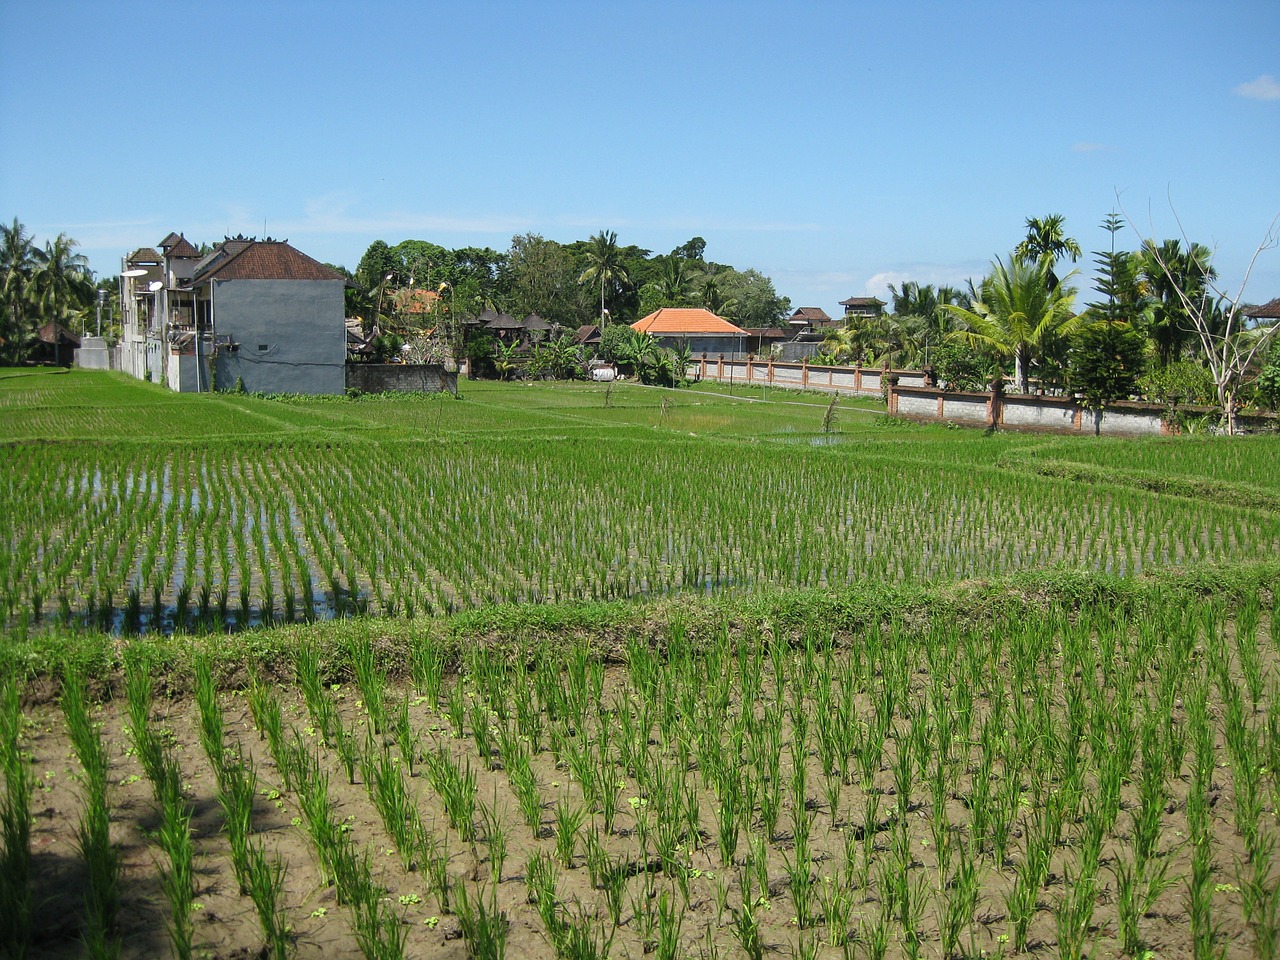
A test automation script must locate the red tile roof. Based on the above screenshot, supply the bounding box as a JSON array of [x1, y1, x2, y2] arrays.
[[631, 307, 747, 336], [191, 240, 345, 283]]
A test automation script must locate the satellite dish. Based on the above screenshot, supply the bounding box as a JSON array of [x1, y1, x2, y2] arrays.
[[148, 281, 164, 292], [121, 269, 149, 278]]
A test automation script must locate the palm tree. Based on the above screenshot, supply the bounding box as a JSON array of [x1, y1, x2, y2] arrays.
[[943, 255, 1081, 393], [656, 255, 696, 306], [34, 233, 94, 328], [886, 282, 964, 364], [820, 324, 864, 364], [699, 274, 737, 319], [1138, 239, 1217, 367], [0, 219, 40, 364], [578, 230, 630, 327], [1014, 214, 1082, 290]]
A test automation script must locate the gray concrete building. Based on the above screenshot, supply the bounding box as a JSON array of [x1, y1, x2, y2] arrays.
[[190, 238, 347, 394]]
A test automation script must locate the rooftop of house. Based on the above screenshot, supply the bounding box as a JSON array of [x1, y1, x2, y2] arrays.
[[127, 248, 162, 265], [839, 296, 886, 308], [189, 236, 345, 284], [632, 307, 747, 336], [1245, 297, 1280, 319], [483, 311, 524, 331], [158, 232, 201, 259], [789, 307, 832, 323]]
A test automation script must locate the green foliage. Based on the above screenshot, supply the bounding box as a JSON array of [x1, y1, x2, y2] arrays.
[[931, 342, 997, 392], [1068, 322, 1147, 409], [1138, 360, 1216, 406], [1256, 346, 1280, 411]]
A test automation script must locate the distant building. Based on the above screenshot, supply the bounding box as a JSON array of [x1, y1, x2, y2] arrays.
[[787, 307, 835, 336], [118, 233, 347, 394], [839, 296, 886, 320], [631, 307, 748, 358]]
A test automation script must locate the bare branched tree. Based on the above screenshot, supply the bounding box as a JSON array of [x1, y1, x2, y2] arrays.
[[1120, 195, 1280, 435]]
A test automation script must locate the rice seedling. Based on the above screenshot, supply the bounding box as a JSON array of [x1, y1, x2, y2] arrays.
[[1240, 831, 1280, 960], [216, 743, 258, 895], [0, 673, 32, 958], [61, 669, 120, 960], [427, 747, 477, 842], [364, 742, 418, 870], [654, 888, 683, 960], [150, 748, 196, 960], [453, 879, 508, 960], [728, 865, 765, 960], [554, 799, 586, 869], [244, 841, 292, 960], [1112, 852, 1177, 957], [352, 638, 387, 734], [478, 790, 508, 883], [525, 849, 560, 934]]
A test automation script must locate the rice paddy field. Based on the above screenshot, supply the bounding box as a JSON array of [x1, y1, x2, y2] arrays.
[[2, 367, 1279, 960]]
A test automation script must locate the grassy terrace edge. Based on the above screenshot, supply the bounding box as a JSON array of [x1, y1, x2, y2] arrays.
[[9, 558, 1277, 701]]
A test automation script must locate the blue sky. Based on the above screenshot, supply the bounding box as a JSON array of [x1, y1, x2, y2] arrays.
[[2, 0, 1278, 313]]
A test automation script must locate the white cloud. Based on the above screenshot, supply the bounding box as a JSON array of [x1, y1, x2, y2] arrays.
[[1233, 74, 1280, 101], [862, 264, 983, 299]]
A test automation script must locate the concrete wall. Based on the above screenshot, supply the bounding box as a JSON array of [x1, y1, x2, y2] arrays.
[[1002, 395, 1077, 431], [74, 336, 111, 370], [940, 394, 992, 423], [166, 351, 210, 393], [888, 384, 1189, 436], [213, 279, 346, 395], [657, 335, 747, 358], [346, 363, 458, 395]]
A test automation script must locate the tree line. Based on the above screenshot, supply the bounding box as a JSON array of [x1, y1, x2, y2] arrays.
[[343, 230, 791, 333]]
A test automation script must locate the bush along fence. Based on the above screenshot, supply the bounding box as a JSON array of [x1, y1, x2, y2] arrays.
[[886, 378, 1278, 437], [691, 356, 928, 396]]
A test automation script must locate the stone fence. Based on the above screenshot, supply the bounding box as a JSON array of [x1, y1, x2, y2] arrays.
[[692, 356, 927, 396], [346, 363, 458, 396]]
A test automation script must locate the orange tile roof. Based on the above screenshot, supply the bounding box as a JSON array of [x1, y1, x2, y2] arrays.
[[631, 307, 746, 336], [392, 288, 440, 314]]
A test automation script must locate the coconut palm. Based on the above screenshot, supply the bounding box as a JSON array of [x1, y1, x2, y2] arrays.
[[0, 219, 40, 364], [943, 255, 1082, 393], [578, 230, 630, 326], [1014, 214, 1082, 289], [34, 233, 94, 326], [699, 274, 737, 319], [656, 255, 697, 306], [1138, 239, 1217, 367], [820, 323, 866, 364]]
